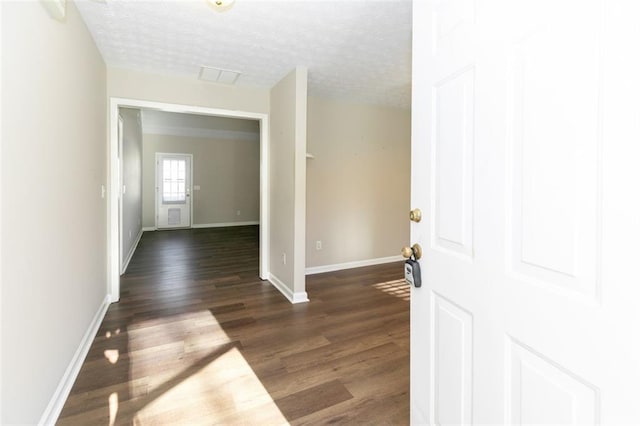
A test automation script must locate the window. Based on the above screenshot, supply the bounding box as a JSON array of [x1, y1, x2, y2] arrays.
[[162, 159, 186, 204]]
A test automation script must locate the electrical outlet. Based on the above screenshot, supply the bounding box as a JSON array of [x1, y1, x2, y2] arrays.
[[236, 210, 241, 216], [282, 253, 286, 265], [129, 230, 132, 239], [316, 240, 322, 250]]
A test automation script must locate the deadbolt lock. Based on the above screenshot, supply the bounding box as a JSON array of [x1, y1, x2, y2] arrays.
[[409, 208, 422, 223]]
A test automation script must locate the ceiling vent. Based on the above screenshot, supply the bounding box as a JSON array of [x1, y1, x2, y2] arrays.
[[199, 66, 241, 85]]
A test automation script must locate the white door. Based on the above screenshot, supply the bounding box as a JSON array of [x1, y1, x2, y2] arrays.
[[411, 0, 640, 424], [156, 153, 192, 229]]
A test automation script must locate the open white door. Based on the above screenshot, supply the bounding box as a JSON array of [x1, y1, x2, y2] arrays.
[[156, 153, 192, 229], [411, 0, 640, 424]]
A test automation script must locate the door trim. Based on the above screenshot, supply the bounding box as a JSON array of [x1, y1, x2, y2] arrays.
[[117, 114, 124, 273], [154, 152, 193, 229], [108, 97, 270, 302]]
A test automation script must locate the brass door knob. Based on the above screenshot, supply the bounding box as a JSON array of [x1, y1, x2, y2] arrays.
[[409, 208, 422, 223], [401, 243, 422, 260]]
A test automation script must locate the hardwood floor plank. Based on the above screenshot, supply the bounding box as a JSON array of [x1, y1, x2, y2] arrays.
[[257, 343, 407, 401], [274, 379, 354, 421], [279, 335, 405, 374], [292, 388, 409, 426], [57, 226, 408, 425]]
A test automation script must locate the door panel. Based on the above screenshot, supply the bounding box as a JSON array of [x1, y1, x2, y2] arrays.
[[156, 153, 191, 229], [432, 66, 475, 258], [431, 293, 473, 425], [507, 338, 599, 425], [506, 4, 601, 300], [411, 0, 640, 424]]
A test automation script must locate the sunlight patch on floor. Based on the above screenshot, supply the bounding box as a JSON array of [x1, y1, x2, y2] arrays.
[[102, 309, 289, 424], [105, 328, 121, 338], [108, 392, 118, 426], [134, 346, 288, 424], [104, 349, 119, 364], [373, 279, 410, 301]]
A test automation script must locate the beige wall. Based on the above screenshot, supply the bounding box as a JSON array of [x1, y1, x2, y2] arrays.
[[306, 96, 411, 268], [142, 133, 260, 227], [120, 108, 143, 267], [269, 67, 307, 300], [1, 1, 107, 423], [108, 68, 270, 114]]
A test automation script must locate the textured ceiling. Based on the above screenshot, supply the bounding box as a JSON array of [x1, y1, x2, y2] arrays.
[[75, 0, 413, 109]]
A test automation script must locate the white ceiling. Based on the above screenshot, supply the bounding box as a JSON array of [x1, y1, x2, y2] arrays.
[[75, 0, 413, 109]]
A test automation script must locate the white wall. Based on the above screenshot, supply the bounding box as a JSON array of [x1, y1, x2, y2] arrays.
[[269, 67, 308, 302], [142, 133, 260, 227], [120, 107, 143, 269], [306, 97, 411, 269], [1, 1, 107, 423], [108, 68, 270, 114]]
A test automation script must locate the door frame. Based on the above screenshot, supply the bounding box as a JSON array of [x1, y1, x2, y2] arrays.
[[154, 152, 194, 229], [108, 97, 270, 302], [117, 114, 124, 273]]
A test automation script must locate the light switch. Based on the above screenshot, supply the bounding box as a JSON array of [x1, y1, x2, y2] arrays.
[[194, 185, 201, 191]]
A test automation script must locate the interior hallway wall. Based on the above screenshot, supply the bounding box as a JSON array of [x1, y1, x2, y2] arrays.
[[1, 1, 107, 423], [269, 67, 308, 301], [306, 96, 411, 270], [119, 107, 143, 269], [108, 67, 270, 114]]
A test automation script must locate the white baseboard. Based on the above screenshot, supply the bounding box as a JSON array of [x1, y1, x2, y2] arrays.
[[121, 228, 143, 274], [39, 295, 110, 426], [305, 255, 404, 275], [142, 222, 258, 231], [191, 221, 259, 229], [268, 273, 309, 304]]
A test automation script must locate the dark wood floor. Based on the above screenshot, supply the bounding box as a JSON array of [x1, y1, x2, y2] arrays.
[[58, 226, 409, 425]]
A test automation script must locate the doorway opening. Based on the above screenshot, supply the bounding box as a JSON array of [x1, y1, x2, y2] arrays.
[[108, 98, 270, 302]]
